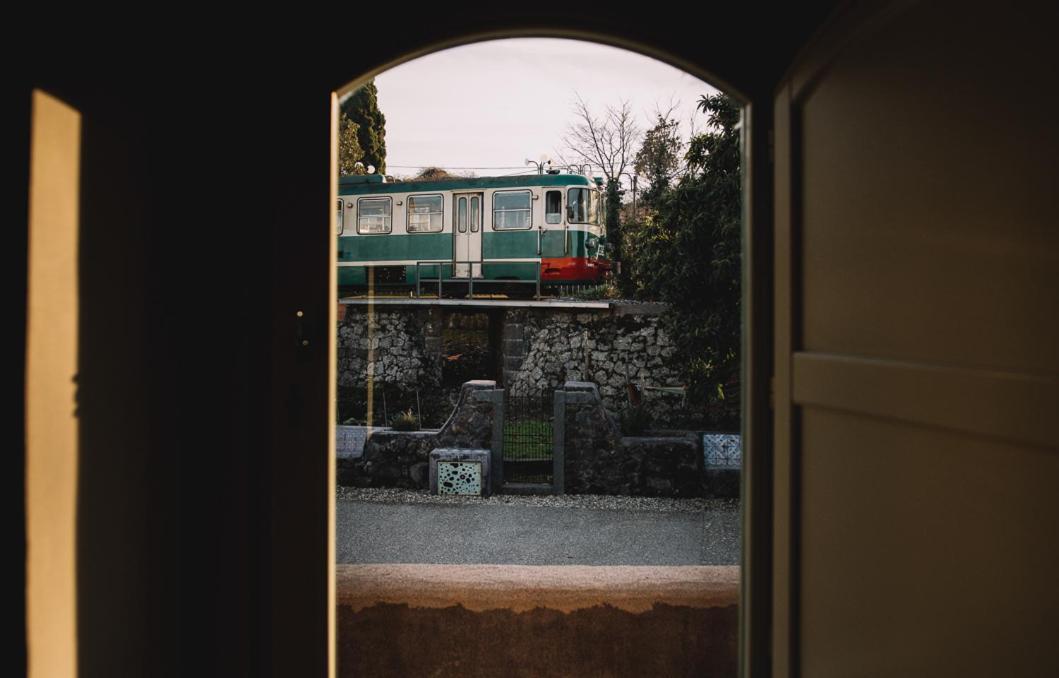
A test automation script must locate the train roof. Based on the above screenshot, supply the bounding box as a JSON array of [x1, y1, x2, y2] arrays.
[[338, 173, 599, 195]]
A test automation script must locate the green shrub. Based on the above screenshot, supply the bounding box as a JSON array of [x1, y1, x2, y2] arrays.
[[390, 408, 420, 431], [620, 405, 652, 436]]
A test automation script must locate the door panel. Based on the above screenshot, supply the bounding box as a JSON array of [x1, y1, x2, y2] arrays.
[[540, 188, 567, 257], [453, 192, 483, 278], [540, 229, 566, 258], [774, 2, 1059, 674]]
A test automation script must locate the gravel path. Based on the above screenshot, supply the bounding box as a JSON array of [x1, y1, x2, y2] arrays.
[[336, 488, 740, 566]]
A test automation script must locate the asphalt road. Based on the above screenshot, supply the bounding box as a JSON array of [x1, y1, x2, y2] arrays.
[[336, 497, 739, 566]]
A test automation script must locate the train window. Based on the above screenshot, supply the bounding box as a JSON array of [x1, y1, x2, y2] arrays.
[[567, 187, 592, 223], [357, 197, 392, 234], [407, 194, 444, 233], [493, 190, 532, 230], [470, 196, 480, 232], [545, 190, 561, 224], [457, 197, 467, 233], [336, 199, 344, 235]]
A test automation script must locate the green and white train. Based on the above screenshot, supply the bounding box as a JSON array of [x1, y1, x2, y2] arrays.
[[337, 173, 611, 293]]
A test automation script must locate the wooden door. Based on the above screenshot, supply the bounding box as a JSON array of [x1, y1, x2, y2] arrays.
[[772, 2, 1059, 675]]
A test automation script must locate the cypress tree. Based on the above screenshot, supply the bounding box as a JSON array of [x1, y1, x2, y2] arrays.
[[340, 80, 387, 174], [337, 113, 364, 176]]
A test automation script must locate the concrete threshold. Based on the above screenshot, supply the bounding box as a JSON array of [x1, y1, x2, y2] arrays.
[[336, 563, 739, 614]]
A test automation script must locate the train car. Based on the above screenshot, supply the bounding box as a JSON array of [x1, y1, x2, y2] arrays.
[[337, 172, 611, 293]]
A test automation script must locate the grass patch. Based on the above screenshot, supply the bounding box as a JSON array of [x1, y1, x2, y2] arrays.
[[502, 418, 554, 460]]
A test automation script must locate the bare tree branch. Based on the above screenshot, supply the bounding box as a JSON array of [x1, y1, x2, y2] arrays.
[[559, 94, 641, 182]]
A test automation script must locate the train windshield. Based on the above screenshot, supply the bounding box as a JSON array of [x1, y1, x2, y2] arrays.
[[567, 187, 599, 226]]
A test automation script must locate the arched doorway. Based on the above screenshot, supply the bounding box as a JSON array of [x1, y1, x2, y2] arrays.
[[329, 34, 755, 678]]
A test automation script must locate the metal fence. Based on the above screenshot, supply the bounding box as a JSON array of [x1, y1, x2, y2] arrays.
[[502, 391, 554, 484], [337, 386, 428, 428], [415, 259, 542, 299]]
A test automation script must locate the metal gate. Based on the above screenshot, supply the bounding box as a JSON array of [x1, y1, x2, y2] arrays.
[[502, 392, 554, 485]]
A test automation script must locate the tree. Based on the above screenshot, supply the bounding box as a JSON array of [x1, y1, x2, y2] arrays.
[[558, 95, 641, 289], [627, 92, 741, 428], [559, 95, 639, 184], [633, 114, 683, 210], [337, 113, 365, 176], [410, 167, 456, 181], [340, 80, 387, 174]]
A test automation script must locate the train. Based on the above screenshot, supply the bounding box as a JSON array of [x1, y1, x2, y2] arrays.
[[337, 172, 612, 295]]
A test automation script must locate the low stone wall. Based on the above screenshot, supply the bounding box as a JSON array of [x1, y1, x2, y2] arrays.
[[340, 379, 711, 498], [340, 381, 499, 489], [559, 382, 704, 498], [339, 430, 438, 488]]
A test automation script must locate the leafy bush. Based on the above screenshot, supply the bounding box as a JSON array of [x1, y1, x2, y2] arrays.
[[390, 408, 420, 431], [619, 404, 653, 436], [621, 93, 742, 430]]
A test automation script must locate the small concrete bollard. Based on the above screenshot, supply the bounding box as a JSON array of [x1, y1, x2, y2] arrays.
[[429, 448, 491, 497]]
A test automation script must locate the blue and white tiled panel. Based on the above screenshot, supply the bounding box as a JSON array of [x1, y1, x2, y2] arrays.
[[703, 433, 742, 469]]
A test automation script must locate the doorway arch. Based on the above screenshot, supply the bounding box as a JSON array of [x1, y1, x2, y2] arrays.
[[324, 27, 774, 678]]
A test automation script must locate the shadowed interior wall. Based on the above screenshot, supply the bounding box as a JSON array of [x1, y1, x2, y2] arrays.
[[15, 1, 1059, 675], [774, 2, 1059, 675], [12, 7, 837, 675]]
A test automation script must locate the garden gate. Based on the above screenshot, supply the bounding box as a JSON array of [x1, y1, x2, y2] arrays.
[[501, 391, 554, 489]]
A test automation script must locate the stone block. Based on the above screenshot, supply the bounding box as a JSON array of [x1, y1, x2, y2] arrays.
[[429, 448, 491, 496]]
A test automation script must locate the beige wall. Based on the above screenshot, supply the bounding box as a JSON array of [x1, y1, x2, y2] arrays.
[[775, 2, 1059, 675], [25, 90, 80, 678]]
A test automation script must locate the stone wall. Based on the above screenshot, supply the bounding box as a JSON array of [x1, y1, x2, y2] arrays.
[[559, 382, 704, 498], [337, 306, 442, 391], [339, 305, 687, 425], [339, 381, 500, 489], [504, 308, 685, 426], [339, 380, 711, 498]]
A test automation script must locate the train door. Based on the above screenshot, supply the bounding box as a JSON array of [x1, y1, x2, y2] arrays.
[[453, 192, 483, 278], [540, 189, 567, 257]]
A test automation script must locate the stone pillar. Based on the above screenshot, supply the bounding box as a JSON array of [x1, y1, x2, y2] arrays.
[[501, 310, 529, 387], [421, 307, 444, 382]]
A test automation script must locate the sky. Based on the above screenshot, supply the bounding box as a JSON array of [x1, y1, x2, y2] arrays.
[[370, 38, 719, 179]]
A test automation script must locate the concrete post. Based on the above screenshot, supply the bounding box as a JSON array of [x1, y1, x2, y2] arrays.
[[552, 390, 566, 495], [471, 386, 505, 494]]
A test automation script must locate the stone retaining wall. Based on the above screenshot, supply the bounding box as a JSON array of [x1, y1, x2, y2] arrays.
[[504, 308, 685, 426], [337, 307, 442, 391], [339, 304, 689, 428]]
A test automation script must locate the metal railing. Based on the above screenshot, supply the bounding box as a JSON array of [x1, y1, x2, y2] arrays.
[[414, 259, 542, 299]]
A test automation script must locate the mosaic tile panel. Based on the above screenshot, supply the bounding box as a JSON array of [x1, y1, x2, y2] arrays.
[[703, 433, 742, 469], [437, 461, 483, 495]]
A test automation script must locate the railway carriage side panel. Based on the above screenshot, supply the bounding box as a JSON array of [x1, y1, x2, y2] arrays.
[[337, 174, 609, 287]]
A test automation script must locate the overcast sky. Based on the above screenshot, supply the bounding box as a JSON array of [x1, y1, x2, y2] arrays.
[[371, 38, 719, 179]]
